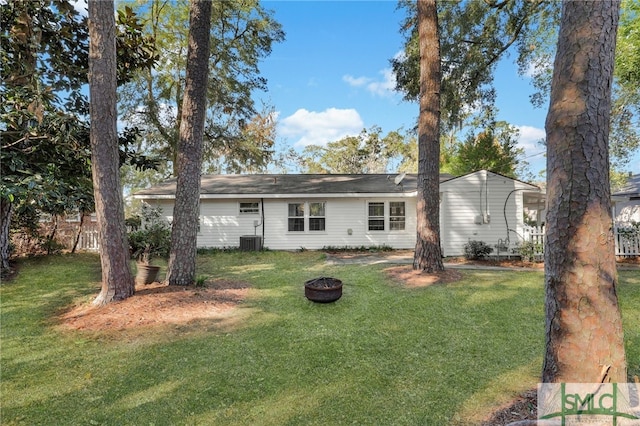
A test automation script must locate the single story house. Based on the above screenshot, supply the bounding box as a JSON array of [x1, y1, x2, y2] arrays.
[[612, 173, 640, 226], [133, 170, 543, 257]]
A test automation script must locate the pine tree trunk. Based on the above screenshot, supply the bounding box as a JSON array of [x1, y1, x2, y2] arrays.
[[413, 0, 444, 273], [0, 198, 13, 272], [543, 0, 626, 383], [88, 0, 134, 305], [166, 0, 212, 286]]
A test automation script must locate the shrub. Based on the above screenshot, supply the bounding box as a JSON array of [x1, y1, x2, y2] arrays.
[[128, 205, 171, 264], [518, 241, 543, 262], [464, 240, 493, 260]]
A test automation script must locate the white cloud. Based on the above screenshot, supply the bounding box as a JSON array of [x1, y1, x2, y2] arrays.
[[343, 75, 371, 87], [343, 68, 397, 98], [279, 108, 364, 147], [516, 125, 546, 156], [366, 68, 396, 97]]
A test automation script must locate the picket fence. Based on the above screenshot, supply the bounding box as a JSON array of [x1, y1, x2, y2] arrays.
[[522, 225, 640, 258]]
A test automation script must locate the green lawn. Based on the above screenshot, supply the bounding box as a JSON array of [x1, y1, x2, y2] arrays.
[[1, 252, 638, 425]]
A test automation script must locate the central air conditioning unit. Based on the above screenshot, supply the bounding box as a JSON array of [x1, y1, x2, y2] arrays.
[[239, 235, 263, 251]]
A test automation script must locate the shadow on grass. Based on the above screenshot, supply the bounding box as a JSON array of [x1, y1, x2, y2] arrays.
[[2, 253, 638, 425]]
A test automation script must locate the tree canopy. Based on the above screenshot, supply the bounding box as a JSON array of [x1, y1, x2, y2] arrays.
[[117, 0, 285, 177], [300, 127, 415, 174], [393, 0, 638, 176], [0, 0, 156, 270], [441, 122, 525, 178]]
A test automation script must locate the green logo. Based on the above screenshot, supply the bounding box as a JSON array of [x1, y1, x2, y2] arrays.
[[538, 383, 640, 425]]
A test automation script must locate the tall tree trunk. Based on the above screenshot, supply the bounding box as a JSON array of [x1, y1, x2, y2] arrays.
[[413, 0, 444, 272], [543, 0, 626, 383], [0, 198, 13, 273], [166, 0, 212, 286], [88, 0, 134, 305]]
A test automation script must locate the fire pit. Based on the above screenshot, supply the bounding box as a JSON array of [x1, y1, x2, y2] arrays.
[[304, 277, 343, 303]]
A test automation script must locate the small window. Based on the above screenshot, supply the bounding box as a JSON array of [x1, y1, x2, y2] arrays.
[[309, 202, 326, 231], [389, 202, 405, 231], [39, 213, 52, 223], [288, 203, 305, 232], [368, 202, 385, 231], [240, 202, 259, 215], [65, 210, 81, 222]]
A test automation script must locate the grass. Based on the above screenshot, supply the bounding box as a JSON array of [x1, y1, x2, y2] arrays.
[[1, 252, 639, 425]]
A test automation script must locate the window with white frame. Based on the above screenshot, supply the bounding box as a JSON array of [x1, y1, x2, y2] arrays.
[[389, 202, 406, 231], [288, 203, 305, 232], [309, 202, 326, 231], [39, 213, 52, 223], [368, 202, 385, 231], [65, 210, 81, 222], [239, 202, 259, 215], [287, 202, 326, 232]]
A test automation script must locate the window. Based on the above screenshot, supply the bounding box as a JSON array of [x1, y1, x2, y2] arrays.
[[39, 213, 52, 223], [368, 202, 385, 231], [389, 202, 406, 231], [240, 202, 259, 215], [309, 202, 326, 231], [65, 210, 81, 222], [288, 203, 305, 232]]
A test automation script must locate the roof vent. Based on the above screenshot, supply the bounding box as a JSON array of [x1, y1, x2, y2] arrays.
[[394, 172, 406, 185]]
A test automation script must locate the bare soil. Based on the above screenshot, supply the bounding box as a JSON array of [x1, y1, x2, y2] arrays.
[[58, 278, 251, 333]]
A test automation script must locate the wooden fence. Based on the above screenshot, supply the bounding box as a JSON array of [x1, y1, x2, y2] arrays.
[[522, 225, 640, 258]]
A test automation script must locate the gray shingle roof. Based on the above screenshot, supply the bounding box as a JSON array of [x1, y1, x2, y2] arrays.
[[613, 174, 640, 198], [134, 173, 454, 198]]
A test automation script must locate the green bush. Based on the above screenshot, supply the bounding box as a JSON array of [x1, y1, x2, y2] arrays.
[[128, 205, 171, 264], [463, 240, 493, 260], [518, 241, 543, 262]]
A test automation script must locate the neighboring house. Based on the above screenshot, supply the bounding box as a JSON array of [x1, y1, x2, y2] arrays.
[[134, 170, 543, 257], [11, 211, 99, 255], [612, 173, 640, 226]]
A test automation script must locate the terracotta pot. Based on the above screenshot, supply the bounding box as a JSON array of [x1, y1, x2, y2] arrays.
[[304, 277, 343, 303], [136, 264, 160, 285]]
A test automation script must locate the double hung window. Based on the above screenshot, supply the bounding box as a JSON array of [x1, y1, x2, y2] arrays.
[[368, 201, 406, 231], [288, 202, 326, 232]]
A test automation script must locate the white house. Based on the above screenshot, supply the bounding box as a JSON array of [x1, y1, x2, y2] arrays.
[[612, 173, 640, 226], [133, 170, 543, 257]]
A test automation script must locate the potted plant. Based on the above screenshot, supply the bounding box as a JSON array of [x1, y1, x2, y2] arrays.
[[128, 205, 171, 285]]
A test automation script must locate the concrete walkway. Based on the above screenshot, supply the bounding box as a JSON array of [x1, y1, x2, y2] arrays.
[[325, 252, 640, 272]]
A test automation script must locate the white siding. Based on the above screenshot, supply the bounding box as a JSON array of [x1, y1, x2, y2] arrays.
[[262, 198, 416, 250], [440, 170, 530, 257], [144, 197, 416, 250]]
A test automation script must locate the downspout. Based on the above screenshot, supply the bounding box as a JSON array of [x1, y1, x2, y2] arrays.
[[261, 198, 265, 245]]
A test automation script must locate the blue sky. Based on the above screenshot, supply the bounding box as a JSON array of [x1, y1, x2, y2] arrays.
[[256, 0, 640, 178]]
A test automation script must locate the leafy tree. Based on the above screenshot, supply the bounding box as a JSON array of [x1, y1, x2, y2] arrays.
[[393, 0, 552, 132], [165, 0, 212, 287], [609, 0, 640, 175], [300, 127, 411, 174], [441, 122, 525, 178], [543, 0, 626, 383], [88, 0, 135, 305], [0, 0, 90, 272], [413, 0, 444, 273], [117, 0, 284, 176], [0, 0, 156, 273]]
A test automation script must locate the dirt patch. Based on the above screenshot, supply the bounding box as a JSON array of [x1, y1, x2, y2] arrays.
[[384, 265, 464, 288], [59, 278, 250, 332], [480, 389, 537, 425]]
